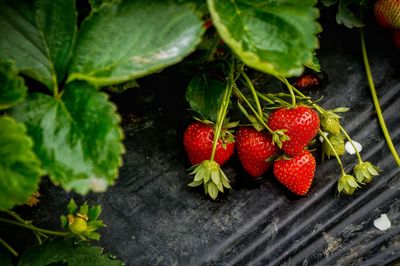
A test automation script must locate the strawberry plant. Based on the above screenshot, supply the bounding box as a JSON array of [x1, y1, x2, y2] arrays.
[[0, 0, 397, 264], [0, 0, 204, 263]]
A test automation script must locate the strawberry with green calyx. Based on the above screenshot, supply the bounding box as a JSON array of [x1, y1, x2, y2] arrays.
[[187, 60, 235, 200], [60, 199, 105, 240], [68, 213, 88, 235], [322, 133, 345, 160], [320, 107, 349, 135], [268, 105, 320, 156], [235, 127, 279, 178], [183, 121, 235, 166], [273, 151, 316, 196]]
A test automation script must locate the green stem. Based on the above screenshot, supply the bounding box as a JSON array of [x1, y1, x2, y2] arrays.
[[0, 217, 70, 237], [339, 125, 363, 164], [4, 210, 25, 223], [0, 238, 18, 257], [256, 92, 275, 104], [210, 60, 235, 161], [4, 210, 47, 244], [319, 129, 346, 175], [234, 86, 275, 134], [279, 76, 296, 107], [360, 30, 400, 167], [239, 70, 263, 117]]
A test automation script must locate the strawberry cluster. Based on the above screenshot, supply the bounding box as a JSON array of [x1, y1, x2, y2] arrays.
[[184, 105, 320, 197], [183, 64, 380, 200]]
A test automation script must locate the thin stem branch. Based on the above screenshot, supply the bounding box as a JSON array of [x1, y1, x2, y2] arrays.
[[278, 76, 296, 107], [0, 217, 70, 237], [339, 125, 363, 164], [360, 29, 400, 166], [256, 92, 275, 104], [4, 210, 49, 244], [0, 238, 18, 257], [239, 70, 263, 117], [319, 129, 346, 175], [210, 59, 235, 161], [234, 86, 275, 134]]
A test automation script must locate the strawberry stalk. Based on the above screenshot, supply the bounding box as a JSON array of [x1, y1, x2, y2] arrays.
[[360, 29, 400, 167], [239, 69, 263, 117], [338, 125, 363, 164], [0, 217, 70, 237], [318, 129, 361, 195], [4, 210, 46, 244], [256, 92, 293, 108], [278, 76, 297, 107], [0, 238, 18, 257], [188, 59, 236, 200], [318, 129, 346, 175], [210, 63, 235, 161]]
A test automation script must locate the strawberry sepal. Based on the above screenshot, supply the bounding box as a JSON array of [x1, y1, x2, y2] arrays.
[[188, 160, 231, 200], [272, 129, 290, 149], [337, 174, 360, 195], [354, 161, 381, 184]]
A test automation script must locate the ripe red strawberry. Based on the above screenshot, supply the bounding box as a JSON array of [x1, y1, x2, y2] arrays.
[[268, 106, 320, 156], [374, 0, 400, 29], [273, 151, 316, 195], [235, 127, 279, 178], [293, 73, 320, 90], [183, 122, 234, 165]]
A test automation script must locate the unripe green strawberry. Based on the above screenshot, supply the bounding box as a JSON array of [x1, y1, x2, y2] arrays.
[[320, 112, 341, 135], [68, 214, 88, 234], [322, 134, 345, 159], [374, 0, 400, 30]]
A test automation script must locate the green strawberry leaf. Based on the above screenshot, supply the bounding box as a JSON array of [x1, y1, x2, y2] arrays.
[[0, 0, 77, 91], [305, 54, 321, 72], [0, 116, 42, 210], [0, 60, 27, 110], [68, 0, 204, 87], [18, 238, 124, 266], [88, 205, 102, 221], [336, 0, 366, 28], [67, 199, 78, 214], [186, 74, 226, 122], [207, 0, 320, 77], [10, 81, 125, 194]]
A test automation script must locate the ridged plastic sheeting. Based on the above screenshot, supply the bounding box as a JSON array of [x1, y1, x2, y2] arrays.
[[22, 14, 399, 266]]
